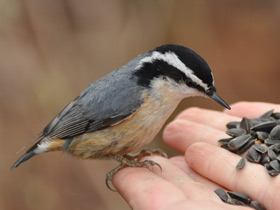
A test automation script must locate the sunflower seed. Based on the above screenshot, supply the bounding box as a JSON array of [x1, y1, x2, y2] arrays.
[[251, 121, 277, 132], [260, 156, 270, 165], [229, 198, 245, 205], [226, 121, 240, 129], [214, 188, 229, 202], [236, 157, 246, 169], [246, 148, 261, 163], [268, 148, 277, 160], [260, 109, 274, 119], [250, 118, 270, 126], [228, 134, 251, 150], [250, 200, 266, 210], [272, 112, 280, 120], [235, 138, 256, 154], [265, 163, 272, 171], [218, 138, 232, 144], [227, 191, 251, 205], [221, 144, 230, 150], [269, 125, 280, 140], [268, 169, 280, 176], [269, 160, 280, 171], [264, 139, 280, 146], [240, 117, 253, 133], [253, 144, 267, 153], [226, 128, 246, 137], [269, 143, 280, 153], [256, 131, 269, 141]]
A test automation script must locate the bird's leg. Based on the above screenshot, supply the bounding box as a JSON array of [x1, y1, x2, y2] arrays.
[[105, 149, 168, 191]]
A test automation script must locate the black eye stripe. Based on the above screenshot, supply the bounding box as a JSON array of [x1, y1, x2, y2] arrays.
[[133, 60, 207, 93]]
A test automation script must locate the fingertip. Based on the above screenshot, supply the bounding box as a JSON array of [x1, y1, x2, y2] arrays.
[[224, 101, 280, 118]]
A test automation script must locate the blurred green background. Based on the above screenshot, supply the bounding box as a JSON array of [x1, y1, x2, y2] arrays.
[[1, 0, 280, 209]]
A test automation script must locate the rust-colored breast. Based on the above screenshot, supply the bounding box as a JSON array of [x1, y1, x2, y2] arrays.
[[66, 91, 180, 159]]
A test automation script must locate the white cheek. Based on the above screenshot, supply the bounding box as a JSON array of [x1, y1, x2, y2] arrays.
[[151, 77, 206, 101]]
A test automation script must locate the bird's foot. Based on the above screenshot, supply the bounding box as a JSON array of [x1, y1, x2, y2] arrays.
[[124, 148, 168, 160], [105, 149, 168, 191]]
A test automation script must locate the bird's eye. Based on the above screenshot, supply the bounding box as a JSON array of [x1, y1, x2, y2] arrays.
[[206, 87, 215, 95]]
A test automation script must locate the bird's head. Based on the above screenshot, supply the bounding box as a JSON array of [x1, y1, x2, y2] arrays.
[[134, 44, 230, 110]]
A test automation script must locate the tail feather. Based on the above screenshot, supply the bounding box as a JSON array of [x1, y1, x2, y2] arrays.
[[11, 150, 36, 170]]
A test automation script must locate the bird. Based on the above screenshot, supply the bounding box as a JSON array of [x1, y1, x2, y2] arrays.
[[11, 44, 230, 190]]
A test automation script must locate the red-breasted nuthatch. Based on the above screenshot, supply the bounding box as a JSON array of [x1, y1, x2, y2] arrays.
[[11, 44, 230, 189]]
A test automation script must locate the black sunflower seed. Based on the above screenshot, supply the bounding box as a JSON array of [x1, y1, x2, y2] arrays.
[[269, 143, 280, 153], [272, 112, 280, 120], [252, 144, 267, 153], [251, 121, 277, 133], [250, 118, 270, 127], [218, 138, 232, 144], [256, 131, 269, 141], [228, 134, 251, 150], [260, 156, 270, 165], [226, 128, 246, 137], [226, 121, 240, 129], [269, 160, 280, 172], [235, 137, 256, 154], [221, 144, 230, 150], [214, 188, 229, 202], [264, 139, 280, 146], [250, 200, 266, 210], [260, 109, 274, 119], [265, 163, 272, 171], [268, 148, 277, 160], [236, 157, 246, 169], [227, 191, 251, 205], [246, 148, 261, 163], [240, 117, 253, 133], [269, 125, 280, 140], [268, 169, 280, 176], [229, 198, 245, 205]]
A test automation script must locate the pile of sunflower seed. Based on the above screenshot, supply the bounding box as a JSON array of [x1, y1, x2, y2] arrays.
[[218, 109, 280, 176], [215, 188, 265, 210]]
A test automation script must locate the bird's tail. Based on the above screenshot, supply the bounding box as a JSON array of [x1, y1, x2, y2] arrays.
[[11, 135, 66, 170], [11, 132, 44, 170], [11, 150, 36, 170]]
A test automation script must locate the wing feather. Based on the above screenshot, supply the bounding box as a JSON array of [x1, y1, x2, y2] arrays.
[[42, 67, 145, 140]]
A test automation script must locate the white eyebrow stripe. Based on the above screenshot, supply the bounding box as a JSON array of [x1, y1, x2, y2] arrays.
[[137, 51, 209, 91]]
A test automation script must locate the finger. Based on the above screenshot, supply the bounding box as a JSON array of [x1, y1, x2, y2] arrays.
[[185, 142, 280, 210], [169, 156, 222, 190], [224, 101, 280, 118], [163, 119, 228, 152], [113, 165, 186, 210], [176, 107, 241, 131], [161, 199, 251, 210]]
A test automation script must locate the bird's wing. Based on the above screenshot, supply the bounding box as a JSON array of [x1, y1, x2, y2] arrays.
[[43, 73, 144, 139]]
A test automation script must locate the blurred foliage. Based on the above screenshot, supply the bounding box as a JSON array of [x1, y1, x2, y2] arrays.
[[1, 0, 280, 209]]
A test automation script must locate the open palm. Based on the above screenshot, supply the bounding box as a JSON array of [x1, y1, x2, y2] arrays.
[[113, 102, 280, 210]]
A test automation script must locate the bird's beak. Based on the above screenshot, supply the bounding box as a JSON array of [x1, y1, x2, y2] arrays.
[[209, 92, 231, 110]]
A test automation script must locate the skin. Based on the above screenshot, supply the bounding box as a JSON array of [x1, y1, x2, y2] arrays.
[[113, 101, 280, 210]]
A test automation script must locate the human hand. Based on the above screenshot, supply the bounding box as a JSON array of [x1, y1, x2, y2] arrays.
[[113, 102, 280, 210]]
